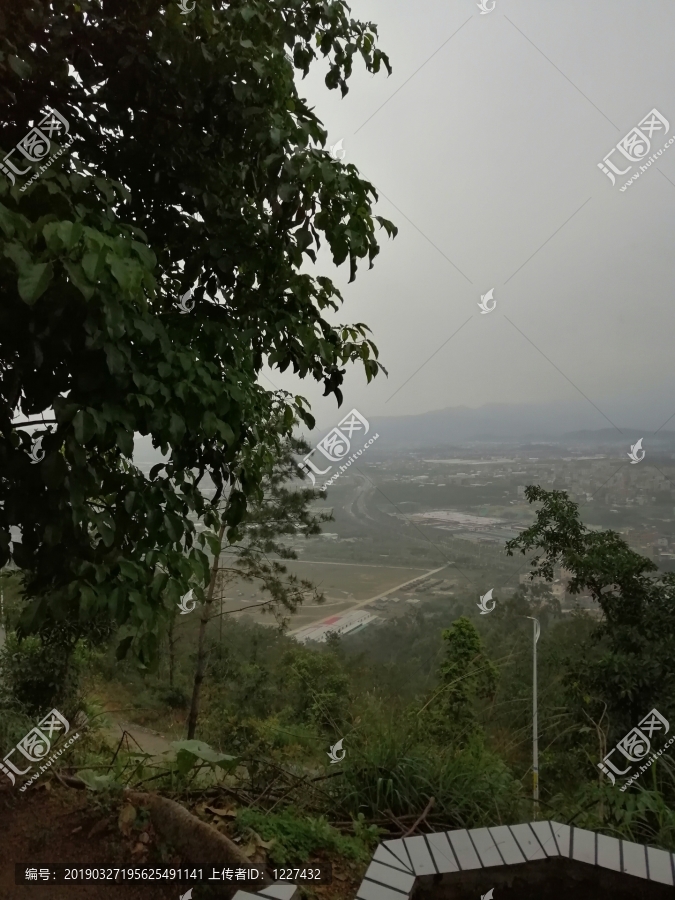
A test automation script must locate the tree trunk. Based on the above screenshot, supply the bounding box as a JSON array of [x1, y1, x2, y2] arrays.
[[168, 611, 175, 688], [186, 522, 225, 740]]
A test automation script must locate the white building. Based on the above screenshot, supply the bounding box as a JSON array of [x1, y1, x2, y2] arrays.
[[294, 609, 376, 643]]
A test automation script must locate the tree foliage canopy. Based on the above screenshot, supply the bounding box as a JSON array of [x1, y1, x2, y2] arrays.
[[419, 616, 497, 742], [0, 0, 396, 663], [506, 486, 675, 736]]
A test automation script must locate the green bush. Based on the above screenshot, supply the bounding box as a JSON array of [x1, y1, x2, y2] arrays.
[[0, 706, 33, 756], [0, 632, 84, 717], [335, 715, 524, 826], [158, 685, 189, 709], [235, 807, 377, 865]]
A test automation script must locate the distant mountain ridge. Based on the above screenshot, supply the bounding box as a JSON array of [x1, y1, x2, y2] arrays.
[[132, 402, 675, 463], [361, 403, 675, 450]]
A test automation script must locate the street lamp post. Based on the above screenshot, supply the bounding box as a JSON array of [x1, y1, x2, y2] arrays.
[[526, 615, 540, 818]]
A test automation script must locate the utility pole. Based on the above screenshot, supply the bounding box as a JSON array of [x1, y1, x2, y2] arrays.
[[526, 616, 540, 818]]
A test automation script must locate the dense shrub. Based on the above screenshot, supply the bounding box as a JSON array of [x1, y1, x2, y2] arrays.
[[235, 807, 377, 865]]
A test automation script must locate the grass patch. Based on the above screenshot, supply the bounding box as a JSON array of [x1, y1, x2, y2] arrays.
[[234, 807, 378, 866]]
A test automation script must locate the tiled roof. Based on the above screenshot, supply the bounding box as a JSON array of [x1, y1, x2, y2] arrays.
[[232, 884, 298, 900], [355, 820, 675, 900]]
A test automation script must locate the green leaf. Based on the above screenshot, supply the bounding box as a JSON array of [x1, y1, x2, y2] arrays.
[[4, 242, 33, 273], [104, 344, 127, 374], [94, 177, 115, 202], [169, 413, 186, 443], [82, 246, 108, 282], [202, 410, 218, 437], [118, 558, 140, 579], [115, 427, 134, 457], [73, 409, 97, 444], [219, 422, 235, 445], [93, 512, 116, 547], [18, 262, 53, 304], [79, 583, 98, 614], [109, 254, 141, 292], [163, 513, 184, 543], [174, 748, 198, 776], [278, 183, 295, 202], [57, 220, 84, 250], [116, 635, 134, 660], [9, 55, 31, 78], [77, 769, 123, 792], [131, 240, 156, 270], [43, 222, 64, 252], [64, 260, 95, 299], [0, 203, 18, 238], [170, 740, 237, 769]]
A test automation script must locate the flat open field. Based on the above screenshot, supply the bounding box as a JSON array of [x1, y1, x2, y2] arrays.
[[217, 560, 433, 631]]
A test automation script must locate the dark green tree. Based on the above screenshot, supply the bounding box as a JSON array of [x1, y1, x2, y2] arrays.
[[506, 486, 675, 741], [492, 582, 562, 631], [420, 617, 497, 742], [185, 433, 331, 737], [283, 645, 350, 731], [0, 0, 396, 667]]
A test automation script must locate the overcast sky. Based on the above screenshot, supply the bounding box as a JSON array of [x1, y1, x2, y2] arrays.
[[260, 0, 675, 435]]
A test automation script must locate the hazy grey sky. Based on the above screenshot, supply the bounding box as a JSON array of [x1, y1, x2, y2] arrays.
[[260, 0, 675, 434]]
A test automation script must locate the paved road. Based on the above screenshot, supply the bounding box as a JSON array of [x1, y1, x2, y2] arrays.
[[288, 562, 450, 635]]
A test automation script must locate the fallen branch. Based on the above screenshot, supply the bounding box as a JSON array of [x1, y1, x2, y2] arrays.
[[331, 813, 429, 828], [384, 808, 408, 835], [125, 790, 275, 884], [54, 772, 87, 790], [310, 770, 344, 783], [404, 796, 435, 837]]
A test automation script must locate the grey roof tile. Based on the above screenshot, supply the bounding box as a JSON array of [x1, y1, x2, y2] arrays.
[[403, 835, 436, 875], [622, 840, 648, 879], [488, 825, 526, 866], [382, 839, 413, 872], [510, 824, 546, 861], [447, 828, 482, 870], [425, 831, 460, 873], [466, 827, 504, 868], [550, 821, 571, 857], [597, 833, 621, 873], [361, 820, 665, 900], [356, 878, 409, 900], [571, 827, 596, 866], [646, 846, 674, 885], [364, 861, 415, 894], [373, 844, 413, 873], [528, 820, 560, 857]]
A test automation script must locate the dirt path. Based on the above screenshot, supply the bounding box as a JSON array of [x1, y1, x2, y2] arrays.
[[102, 718, 176, 760]]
